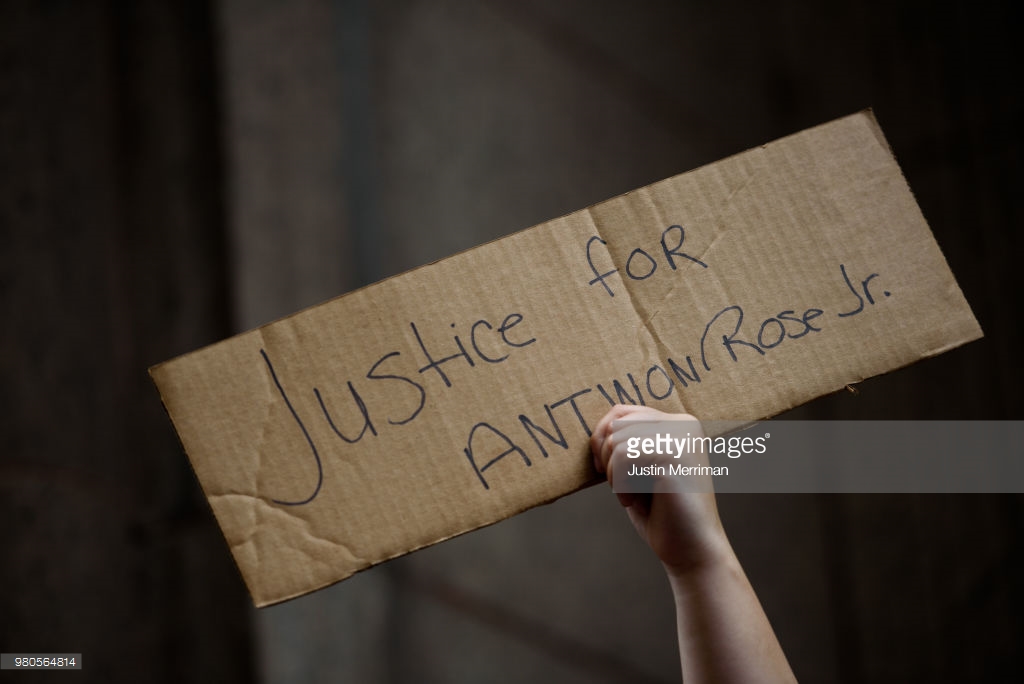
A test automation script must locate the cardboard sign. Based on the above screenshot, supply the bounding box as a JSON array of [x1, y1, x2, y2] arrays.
[[151, 111, 982, 606]]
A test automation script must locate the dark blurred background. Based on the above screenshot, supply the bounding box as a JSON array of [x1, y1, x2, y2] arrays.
[[1, 1, 1022, 682]]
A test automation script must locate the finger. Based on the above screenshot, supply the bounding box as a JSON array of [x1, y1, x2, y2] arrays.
[[598, 427, 613, 474], [590, 404, 635, 455], [591, 404, 643, 471], [599, 406, 661, 473], [606, 427, 648, 491]]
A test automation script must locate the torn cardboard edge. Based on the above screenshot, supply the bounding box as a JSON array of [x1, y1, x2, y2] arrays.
[[151, 110, 982, 606]]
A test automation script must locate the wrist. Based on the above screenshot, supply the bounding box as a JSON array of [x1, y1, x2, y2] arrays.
[[663, 529, 737, 590]]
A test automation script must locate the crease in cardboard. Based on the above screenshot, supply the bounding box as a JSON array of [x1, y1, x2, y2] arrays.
[[214, 487, 369, 593], [690, 226, 732, 267], [580, 206, 653, 359], [720, 155, 763, 207], [583, 204, 688, 382]]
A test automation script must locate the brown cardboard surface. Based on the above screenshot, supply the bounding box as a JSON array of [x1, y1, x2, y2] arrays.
[[150, 111, 982, 606]]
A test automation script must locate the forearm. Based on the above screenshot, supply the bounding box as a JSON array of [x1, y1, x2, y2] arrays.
[[667, 547, 797, 683], [591, 406, 796, 682]]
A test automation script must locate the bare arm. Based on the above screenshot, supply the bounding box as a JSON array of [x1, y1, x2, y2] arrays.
[[591, 404, 797, 683]]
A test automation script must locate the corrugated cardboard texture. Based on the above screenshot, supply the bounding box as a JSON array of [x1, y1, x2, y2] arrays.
[[151, 111, 982, 606]]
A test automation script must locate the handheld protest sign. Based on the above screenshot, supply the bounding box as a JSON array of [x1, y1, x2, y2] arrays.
[[150, 111, 981, 606]]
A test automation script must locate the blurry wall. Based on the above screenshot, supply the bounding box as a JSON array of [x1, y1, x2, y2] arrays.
[[2, 0, 1022, 682], [1, 1, 252, 682]]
